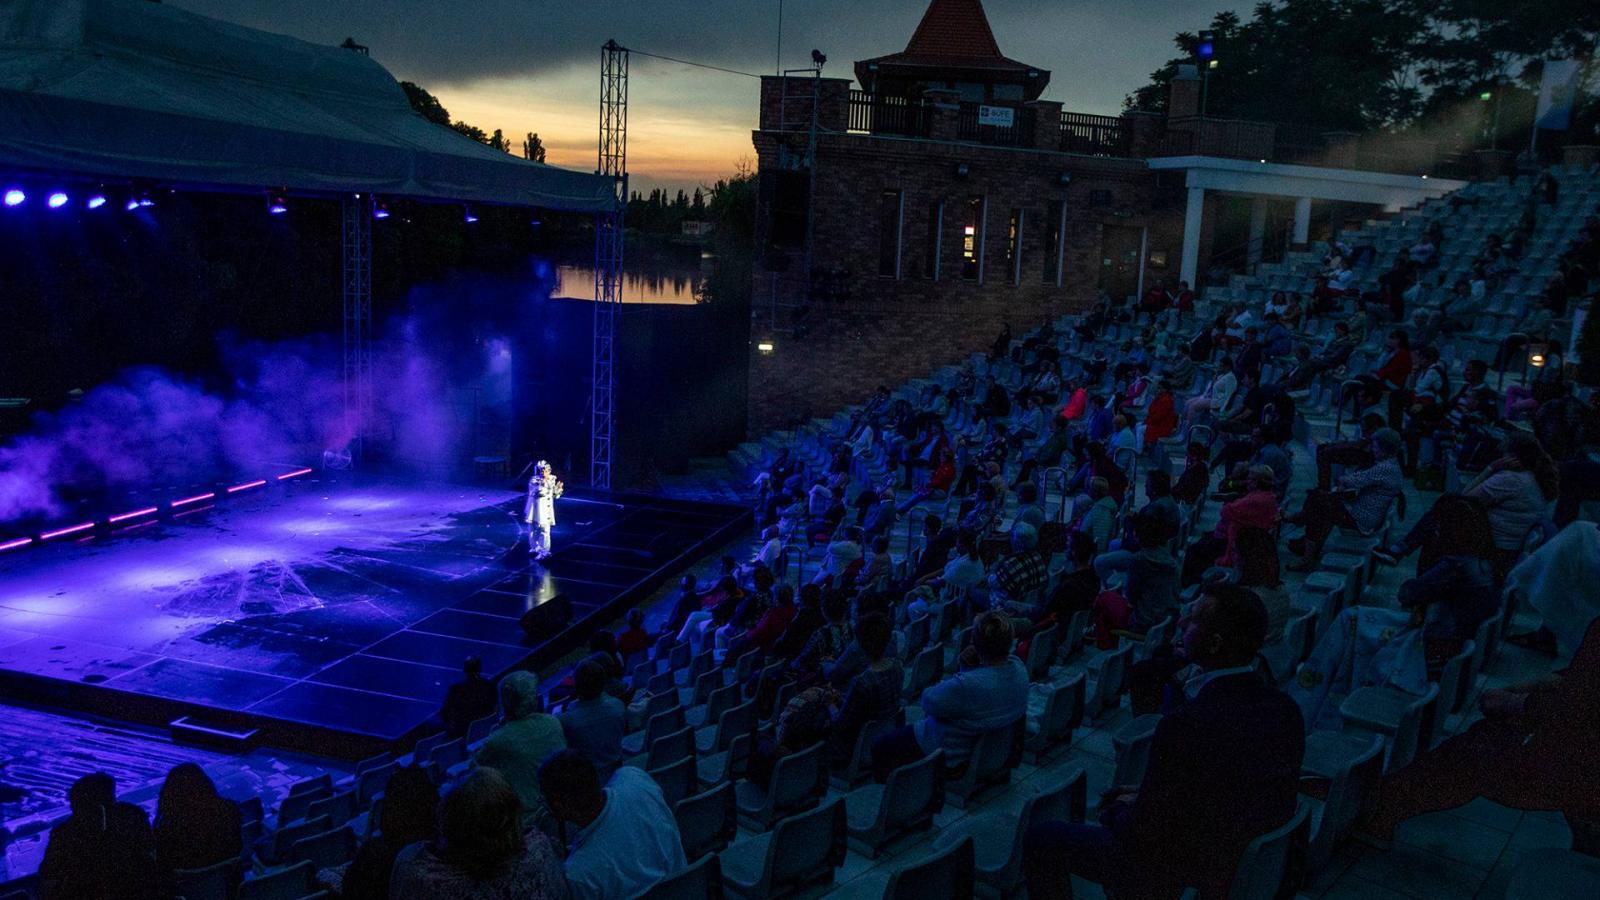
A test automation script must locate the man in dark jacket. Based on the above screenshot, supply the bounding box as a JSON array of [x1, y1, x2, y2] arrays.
[[1024, 586, 1305, 899], [39, 773, 160, 900], [440, 656, 499, 736]]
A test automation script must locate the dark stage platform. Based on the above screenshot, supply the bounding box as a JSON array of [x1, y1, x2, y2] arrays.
[[0, 476, 747, 757]]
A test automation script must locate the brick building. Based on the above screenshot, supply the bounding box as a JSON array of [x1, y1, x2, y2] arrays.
[[743, 0, 1466, 434], [746, 0, 1183, 432]]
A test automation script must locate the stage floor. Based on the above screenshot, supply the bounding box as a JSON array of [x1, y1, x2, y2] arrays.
[[0, 475, 747, 756]]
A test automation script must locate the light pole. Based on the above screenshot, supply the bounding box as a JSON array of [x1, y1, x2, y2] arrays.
[[1197, 30, 1217, 117]]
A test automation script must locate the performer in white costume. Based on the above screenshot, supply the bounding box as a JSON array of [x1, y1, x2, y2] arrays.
[[522, 460, 563, 559]]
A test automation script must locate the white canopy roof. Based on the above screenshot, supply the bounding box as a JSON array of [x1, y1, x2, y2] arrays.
[[0, 0, 614, 211]]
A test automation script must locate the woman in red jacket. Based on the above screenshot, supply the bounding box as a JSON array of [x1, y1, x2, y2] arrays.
[[1142, 380, 1177, 450]]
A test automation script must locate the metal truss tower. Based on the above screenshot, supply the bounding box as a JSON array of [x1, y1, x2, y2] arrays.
[[591, 39, 628, 489], [341, 192, 374, 460]]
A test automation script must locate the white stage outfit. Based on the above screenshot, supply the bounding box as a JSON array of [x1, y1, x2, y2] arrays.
[[523, 464, 561, 559]]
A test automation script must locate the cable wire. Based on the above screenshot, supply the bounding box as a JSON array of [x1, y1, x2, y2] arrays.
[[624, 47, 764, 79]]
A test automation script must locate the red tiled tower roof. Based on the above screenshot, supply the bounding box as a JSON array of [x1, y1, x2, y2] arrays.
[[904, 0, 1004, 59], [854, 0, 1048, 100]]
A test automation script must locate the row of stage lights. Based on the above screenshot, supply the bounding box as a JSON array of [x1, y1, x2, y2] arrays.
[[0, 466, 314, 555], [3, 186, 482, 222]]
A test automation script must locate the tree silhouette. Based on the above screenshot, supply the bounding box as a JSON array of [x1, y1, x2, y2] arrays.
[[522, 132, 547, 162], [400, 81, 451, 127]]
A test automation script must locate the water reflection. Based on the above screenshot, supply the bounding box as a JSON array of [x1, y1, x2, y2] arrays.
[[552, 261, 704, 305]]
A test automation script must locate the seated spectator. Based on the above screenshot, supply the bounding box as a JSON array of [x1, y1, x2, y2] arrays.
[[1459, 433, 1559, 578], [1234, 527, 1290, 644], [558, 659, 626, 775], [539, 750, 686, 900], [1181, 466, 1279, 587], [859, 535, 894, 587], [390, 768, 567, 899], [813, 526, 864, 587], [440, 656, 499, 738], [990, 523, 1048, 611], [861, 486, 898, 540], [616, 608, 652, 661], [1171, 441, 1211, 506], [828, 612, 905, 762], [1360, 616, 1600, 849], [1075, 476, 1119, 553], [744, 583, 799, 652], [1386, 495, 1501, 668], [907, 515, 956, 583], [1091, 515, 1180, 642], [789, 592, 854, 687], [342, 766, 439, 900], [1184, 359, 1238, 427], [771, 583, 826, 660], [152, 763, 242, 884], [473, 671, 567, 833], [1142, 379, 1178, 451], [662, 574, 701, 638], [1013, 481, 1046, 532], [899, 445, 956, 511], [1316, 411, 1384, 490], [1043, 532, 1101, 624], [1026, 586, 1305, 899], [870, 611, 1029, 781], [1287, 429, 1405, 571], [39, 773, 159, 900]]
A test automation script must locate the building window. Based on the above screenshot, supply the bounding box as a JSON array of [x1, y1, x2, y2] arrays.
[[1043, 199, 1066, 285], [924, 202, 943, 280], [1006, 208, 1024, 285], [962, 195, 985, 281], [878, 189, 903, 279]]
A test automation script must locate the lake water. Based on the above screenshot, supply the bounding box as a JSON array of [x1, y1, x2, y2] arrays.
[[551, 256, 707, 304]]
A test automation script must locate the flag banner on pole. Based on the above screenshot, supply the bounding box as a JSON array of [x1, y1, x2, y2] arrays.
[[1535, 59, 1581, 131]]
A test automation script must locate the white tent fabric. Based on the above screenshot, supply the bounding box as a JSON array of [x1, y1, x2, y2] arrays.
[[0, 0, 614, 211]]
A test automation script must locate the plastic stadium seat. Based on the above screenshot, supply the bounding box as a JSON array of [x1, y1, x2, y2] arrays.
[[881, 836, 974, 900], [621, 705, 686, 758], [1111, 713, 1162, 788], [285, 825, 356, 870], [1081, 642, 1132, 719], [1023, 620, 1060, 681], [238, 859, 316, 900], [902, 645, 943, 701], [1225, 798, 1310, 900], [257, 814, 331, 866], [719, 799, 847, 900], [172, 857, 238, 900], [1504, 849, 1600, 900], [625, 852, 724, 900], [696, 699, 756, 756], [1304, 734, 1384, 872], [642, 724, 697, 771], [1435, 639, 1477, 717], [687, 682, 740, 729], [275, 779, 332, 827], [305, 789, 356, 829], [1338, 682, 1441, 772], [354, 761, 396, 808], [1024, 671, 1085, 764], [944, 721, 1021, 809], [675, 782, 738, 862], [647, 755, 699, 808], [735, 742, 826, 831], [831, 712, 905, 791], [696, 731, 752, 790], [930, 767, 1087, 898], [844, 750, 944, 857]]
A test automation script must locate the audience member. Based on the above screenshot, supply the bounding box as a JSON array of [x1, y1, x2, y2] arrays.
[[558, 659, 626, 775], [390, 768, 567, 899], [473, 671, 567, 833], [38, 773, 159, 900], [342, 766, 439, 900], [440, 656, 499, 738], [539, 750, 686, 900], [152, 763, 242, 883]]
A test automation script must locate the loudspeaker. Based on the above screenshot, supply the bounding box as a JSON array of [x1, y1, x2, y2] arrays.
[[519, 594, 572, 645]]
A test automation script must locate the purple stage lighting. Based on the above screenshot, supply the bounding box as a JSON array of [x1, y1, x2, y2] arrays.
[[87, 194, 107, 209], [464, 208, 479, 224], [373, 200, 390, 219], [0, 536, 34, 552], [125, 198, 141, 211], [40, 522, 95, 542], [47, 191, 69, 208], [267, 192, 288, 215], [108, 506, 159, 524], [227, 479, 267, 494], [3, 189, 24, 207]]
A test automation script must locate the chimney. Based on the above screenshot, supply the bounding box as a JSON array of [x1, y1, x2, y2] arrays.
[[1168, 64, 1200, 120]]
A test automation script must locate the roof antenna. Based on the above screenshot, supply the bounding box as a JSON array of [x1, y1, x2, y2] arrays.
[[340, 37, 369, 56]]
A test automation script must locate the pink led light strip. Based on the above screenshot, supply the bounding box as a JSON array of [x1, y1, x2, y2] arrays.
[[108, 506, 159, 524], [40, 522, 95, 541]]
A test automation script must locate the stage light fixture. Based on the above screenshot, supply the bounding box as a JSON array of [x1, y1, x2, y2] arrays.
[[373, 200, 391, 219], [125, 198, 142, 211], [1197, 30, 1216, 60], [47, 191, 69, 208], [267, 192, 289, 215], [757, 341, 775, 354], [464, 207, 480, 223], [3, 189, 24, 207], [86, 194, 107, 209]]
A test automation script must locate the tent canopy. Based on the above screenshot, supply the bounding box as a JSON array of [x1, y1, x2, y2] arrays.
[[0, 0, 614, 212]]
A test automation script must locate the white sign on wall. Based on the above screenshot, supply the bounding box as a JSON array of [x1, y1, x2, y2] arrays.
[[977, 105, 1014, 128]]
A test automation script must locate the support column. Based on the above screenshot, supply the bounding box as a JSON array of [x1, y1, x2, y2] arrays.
[[1247, 197, 1267, 267], [1179, 185, 1204, 288], [1292, 196, 1312, 248]]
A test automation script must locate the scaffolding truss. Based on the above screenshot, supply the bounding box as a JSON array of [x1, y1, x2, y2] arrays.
[[591, 40, 628, 489], [341, 192, 373, 460]]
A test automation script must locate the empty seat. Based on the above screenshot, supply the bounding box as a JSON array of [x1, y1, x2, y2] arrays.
[[675, 782, 738, 862], [902, 645, 943, 701], [1082, 642, 1132, 719], [735, 742, 825, 831], [172, 858, 238, 900], [625, 852, 723, 900], [621, 705, 687, 758], [930, 767, 1086, 897], [285, 825, 356, 870], [687, 682, 740, 729], [275, 780, 332, 827], [1111, 713, 1162, 788], [238, 859, 316, 900], [305, 789, 356, 828], [1304, 734, 1384, 872], [885, 838, 975, 900], [832, 712, 904, 791], [719, 799, 846, 900], [354, 761, 396, 808], [696, 699, 756, 756], [847, 747, 946, 858], [642, 724, 697, 770], [1023, 621, 1059, 681], [1225, 797, 1311, 900], [696, 731, 752, 790], [1024, 672, 1085, 764], [1338, 682, 1440, 772], [648, 755, 699, 808]]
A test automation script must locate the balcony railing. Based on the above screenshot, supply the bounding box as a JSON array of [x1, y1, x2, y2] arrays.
[[1059, 112, 1128, 156], [847, 90, 931, 139], [956, 102, 1035, 147]]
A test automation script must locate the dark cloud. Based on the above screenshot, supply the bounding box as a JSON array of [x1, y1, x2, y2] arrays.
[[174, 1, 1239, 114]]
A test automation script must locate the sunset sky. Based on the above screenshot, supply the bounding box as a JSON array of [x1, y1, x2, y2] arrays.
[[176, 1, 1241, 195]]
